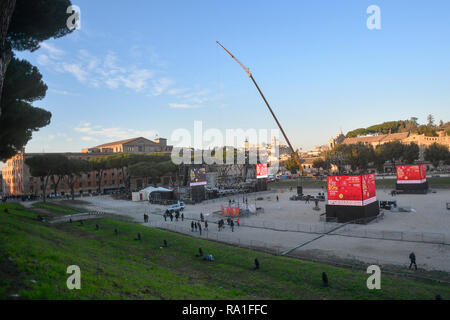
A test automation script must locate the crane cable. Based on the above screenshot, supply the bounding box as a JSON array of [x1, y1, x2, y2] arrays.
[[216, 41, 305, 175]]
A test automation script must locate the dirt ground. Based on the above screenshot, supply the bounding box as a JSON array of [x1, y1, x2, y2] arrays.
[[57, 187, 450, 272]]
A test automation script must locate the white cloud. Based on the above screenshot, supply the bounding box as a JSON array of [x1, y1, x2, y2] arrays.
[[75, 123, 159, 141], [36, 44, 158, 93], [169, 103, 200, 109], [35, 44, 216, 104], [167, 88, 212, 109], [37, 54, 52, 66], [61, 63, 88, 82], [40, 42, 65, 59], [81, 136, 99, 142], [151, 77, 174, 96], [49, 89, 79, 96]]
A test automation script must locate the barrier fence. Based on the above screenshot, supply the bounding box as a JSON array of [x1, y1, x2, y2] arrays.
[[236, 219, 449, 245], [147, 220, 449, 284], [150, 210, 449, 246]]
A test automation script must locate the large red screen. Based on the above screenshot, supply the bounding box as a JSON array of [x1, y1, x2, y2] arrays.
[[361, 173, 377, 205], [327, 174, 377, 206], [256, 163, 268, 179], [396, 165, 426, 184]]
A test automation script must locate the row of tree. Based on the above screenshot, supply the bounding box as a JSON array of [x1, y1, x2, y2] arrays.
[[25, 153, 180, 202], [284, 142, 450, 174]]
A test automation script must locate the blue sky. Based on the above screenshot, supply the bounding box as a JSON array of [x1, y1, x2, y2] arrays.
[[12, 0, 450, 155]]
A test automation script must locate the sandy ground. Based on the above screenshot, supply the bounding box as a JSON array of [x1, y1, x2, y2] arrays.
[[58, 188, 450, 272]]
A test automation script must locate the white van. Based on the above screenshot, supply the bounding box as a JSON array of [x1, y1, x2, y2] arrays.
[[167, 201, 186, 213]]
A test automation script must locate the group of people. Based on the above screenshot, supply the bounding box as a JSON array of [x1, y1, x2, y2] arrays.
[[162, 210, 184, 222], [191, 220, 207, 235], [228, 197, 249, 206], [217, 217, 239, 232]]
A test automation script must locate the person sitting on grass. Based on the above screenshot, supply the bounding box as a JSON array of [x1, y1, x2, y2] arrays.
[[163, 240, 168, 247], [134, 233, 141, 241], [203, 254, 215, 262], [321, 272, 329, 287], [195, 248, 204, 257], [114, 228, 118, 236]]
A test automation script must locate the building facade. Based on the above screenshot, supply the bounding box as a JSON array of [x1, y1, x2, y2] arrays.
[[81, 137, 172, 154], [341, 131, 450, 149], [1, 137, 173, 197]]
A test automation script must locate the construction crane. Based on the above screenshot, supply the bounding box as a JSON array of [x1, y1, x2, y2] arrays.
[[216, 41, 307, 176]]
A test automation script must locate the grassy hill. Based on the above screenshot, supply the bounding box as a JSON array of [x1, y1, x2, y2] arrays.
[[0, 203, 448, 300]]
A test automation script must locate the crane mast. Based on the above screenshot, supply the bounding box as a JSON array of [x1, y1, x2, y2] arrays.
[[216, 41, 305, 175]]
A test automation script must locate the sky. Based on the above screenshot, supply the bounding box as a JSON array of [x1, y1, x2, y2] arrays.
[[10, 0, 450, 157]]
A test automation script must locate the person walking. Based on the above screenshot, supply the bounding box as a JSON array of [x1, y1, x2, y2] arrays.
[[230, 220, 235, 232], [181, 213, 184, 221], [204, 220, 208, 230], [194, 222, 198, 232], [198, 222, 202, 236], [236, 218, 240, 227], [163, 212, 167, 221], [409, 252, 417, 270], [191, 221, 194, 232], [170, 213, 173, 222], [276, 195, 279, 202], [254, 258, 260, 270], [200, 212, 204, 222]]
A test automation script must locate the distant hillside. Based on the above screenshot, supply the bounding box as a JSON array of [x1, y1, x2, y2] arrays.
[[346, 117, 450, 138]]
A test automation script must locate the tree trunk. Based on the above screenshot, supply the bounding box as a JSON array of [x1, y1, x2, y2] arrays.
[[96, 170, 104, 194], [0, 0, 16, 116], [42, 175, 50, 203], [52, 175, 61, 197]]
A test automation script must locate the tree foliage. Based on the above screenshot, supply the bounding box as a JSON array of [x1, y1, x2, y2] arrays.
[[312, 158, 330, 171], [63, 158, 90, 200], [284, 155, 300, 174], [345, 117, 442, 138], [1, 0, 73, 158], [6, 0, 73, 52], [402, 142, 420, 164], [424, 143, 450, 167], [0, 58, 51, 161], [25, 154, 68, 202]]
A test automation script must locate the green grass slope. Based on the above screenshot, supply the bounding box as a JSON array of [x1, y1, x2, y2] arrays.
[[0, 203, 448, 300]]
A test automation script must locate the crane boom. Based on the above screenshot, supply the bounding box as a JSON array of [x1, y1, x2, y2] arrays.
[[216, 41, 305, 175]]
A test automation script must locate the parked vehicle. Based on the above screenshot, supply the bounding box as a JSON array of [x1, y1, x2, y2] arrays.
[[167, 201, 186, 213]]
